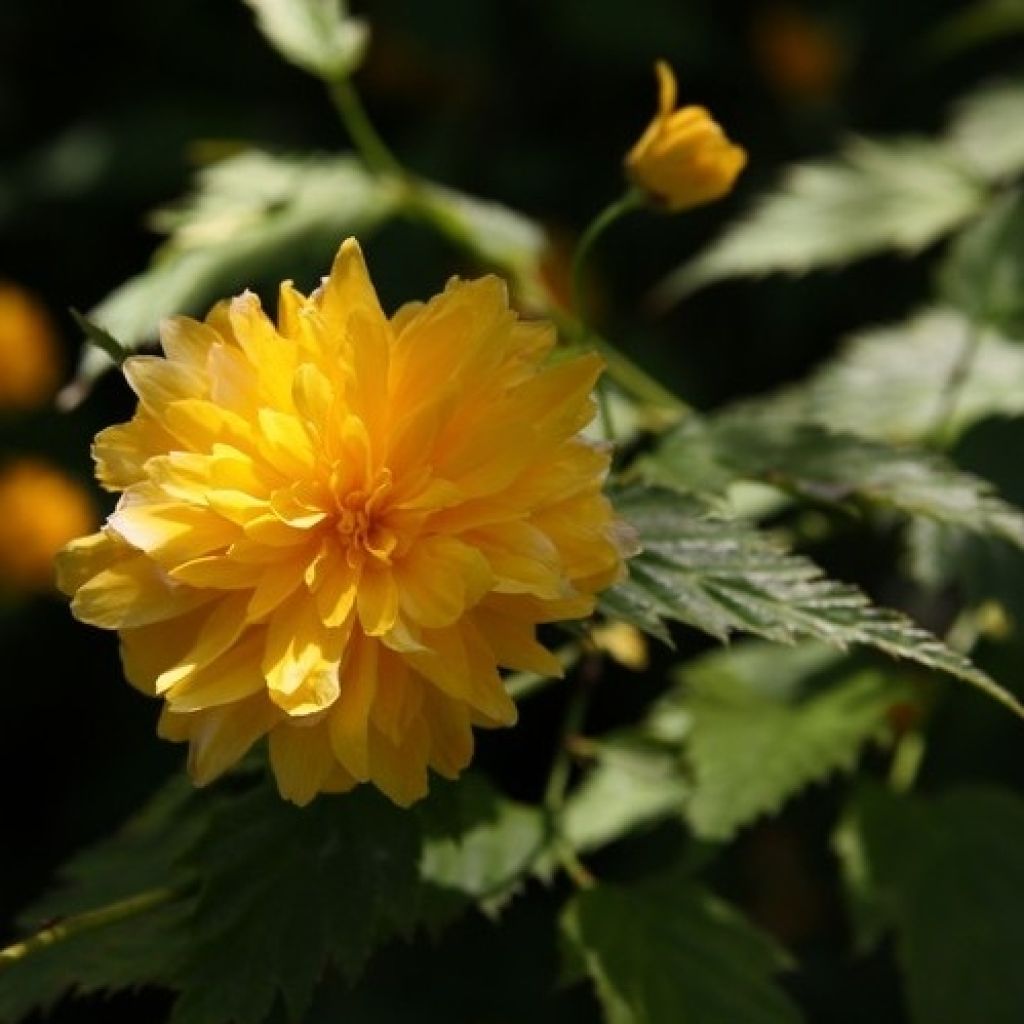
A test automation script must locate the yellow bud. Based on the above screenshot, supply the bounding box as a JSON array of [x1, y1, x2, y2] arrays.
[[0, 284, 62, 409], [0, 459, 96, 592], [625, 61, 747, 213], [592, 622, 649, 672]]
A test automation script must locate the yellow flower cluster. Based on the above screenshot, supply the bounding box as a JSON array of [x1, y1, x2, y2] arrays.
[[0, 284, 61, 409], [626, 61, 747, 212], [58, 239, 627, 806], [0, 459, 95, 593]]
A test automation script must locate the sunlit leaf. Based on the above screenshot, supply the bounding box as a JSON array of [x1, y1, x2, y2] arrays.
[[655, 139, 984, 302], [605, 488, 1022, 716], [945, 80, 1024, 181], [642, 411, 1024, 548]]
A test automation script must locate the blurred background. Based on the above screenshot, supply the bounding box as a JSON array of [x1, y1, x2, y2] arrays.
[[0, 0, 1018, 1021]]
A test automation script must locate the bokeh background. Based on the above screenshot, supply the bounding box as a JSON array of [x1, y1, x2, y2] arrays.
[[0, 1, 1017, 1021]]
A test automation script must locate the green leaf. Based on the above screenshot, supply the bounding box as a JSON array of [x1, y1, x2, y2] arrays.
[[642, 411, 1024, 548], [417, 774, 547, 921], [605, 487, 1022, 715], [561, 866, 802, 1024], [941, 187, 1024, 339], [170, 786, 421, 1024], [945, 80, 1024, 181], [656, 643, 908, 840], [562, 734, 691, 854], [66, 150, 398, 399], [655, 138, 984, 301], [242, 0, 368, 80], [835, 785, 1024, 1024], [929, 0, 1024, 55], [769, 308, 1024, 444], [0, 778, 206, 1021]]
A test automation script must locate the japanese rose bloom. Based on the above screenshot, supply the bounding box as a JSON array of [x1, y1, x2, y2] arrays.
[[57, 239, 625, 806], [625, 61, 747, 212]]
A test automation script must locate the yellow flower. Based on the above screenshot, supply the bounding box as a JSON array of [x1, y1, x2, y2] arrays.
[[625, 61, 747, 212], [57, 239, 627, 807], [0, 459, 96, 592], [0, 283, 61, 409]]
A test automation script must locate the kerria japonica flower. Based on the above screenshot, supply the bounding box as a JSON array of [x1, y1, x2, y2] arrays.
[[625, 60, 747, 212], [57, 239, 628, 806]]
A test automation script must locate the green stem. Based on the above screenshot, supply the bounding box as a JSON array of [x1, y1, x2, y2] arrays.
[[0, 888, 180, 970], [328, 76, 403, 177], [888, 731, 927, 794], [570, 188, 646, 320], [544, 654, 599, 812]]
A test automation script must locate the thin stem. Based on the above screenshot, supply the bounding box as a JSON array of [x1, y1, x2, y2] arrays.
[[570, 188, 645, 320], [328, 76, 403, 177], [888, 731, 927, 795], [0, 888, 180, 970], [544, 654, 600, 811]]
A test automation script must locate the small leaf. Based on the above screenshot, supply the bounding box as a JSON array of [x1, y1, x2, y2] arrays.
[[940, 187, 1024, 339], [562, 734, 691, 854], [605, 487, 1023, 716], [417, 775, 547, 922], [642, 411, 1024, 549], [835, 784, 1024, 1024], [657, 643, 909, 840], [769, 308, 1024, 444], [655, 138, 984, 302], [243, 0, 368, 80], [561, 866, 803, 1024]]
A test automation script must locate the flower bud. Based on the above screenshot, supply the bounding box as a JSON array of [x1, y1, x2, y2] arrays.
[[625, 61, 746, 213]]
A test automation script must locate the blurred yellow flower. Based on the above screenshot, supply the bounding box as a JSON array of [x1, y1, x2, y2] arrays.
[[625, 61, 747, 213], [0, 459, 95, 592], [0, 284, 61, 409], [58, 238, 627, 806], [592, 621, 649, 672]]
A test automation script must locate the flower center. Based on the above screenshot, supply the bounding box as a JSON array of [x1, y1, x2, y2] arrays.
[[332, 468, 397, 566]]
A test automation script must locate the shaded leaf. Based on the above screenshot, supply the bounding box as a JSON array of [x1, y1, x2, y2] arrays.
[[656, 138, 983, 301], [656, 643, 908, 840], [242, 0, 368, 80], [170, 786, 421, 1024], [605, 488, 1021, 715], [835, 784, 1024, 1024], [561, 866, 802, 1024]]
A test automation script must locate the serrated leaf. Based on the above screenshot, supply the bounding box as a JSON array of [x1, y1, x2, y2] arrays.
[[417, 774, 547, 922], [561, 866, 802, 1024], [941, 187, 1024, 339], [170, 786, 421, 1024], [945, 80, 1024, 181], [0, 778, 207, 1021], [655, 643, 908, 840], [656, 138, 984, 301], [835, 785, 1024, 1024], [770, 308, 1024, 444], [562, 735, 691, 854], [642, 411, 1024, 548], [243, 0, 368, 80], [605, 487, 1022, 716], [66, 151, 398, 399]]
